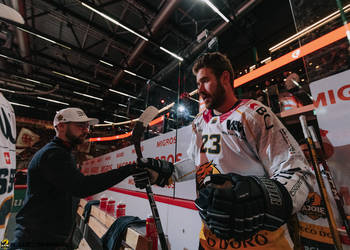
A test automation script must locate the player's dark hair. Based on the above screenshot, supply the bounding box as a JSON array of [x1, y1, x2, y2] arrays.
[[192, 52, 234, 87]]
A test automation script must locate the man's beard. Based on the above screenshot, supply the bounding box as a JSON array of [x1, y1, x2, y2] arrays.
[[205, 80, 226, 110], [66, 127, 86, 146]]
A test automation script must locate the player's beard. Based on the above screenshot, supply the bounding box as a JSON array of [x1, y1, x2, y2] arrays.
[[203, 79, 226, 110], [66, 126, 86, 146]]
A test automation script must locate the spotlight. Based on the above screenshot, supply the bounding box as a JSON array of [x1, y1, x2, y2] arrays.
[[177, 104, 185, 113]]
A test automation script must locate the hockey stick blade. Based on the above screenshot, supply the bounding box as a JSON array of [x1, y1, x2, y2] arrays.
[[0, 4, 24, 24], [131, 106, 159, 156], [139, 106, 159, 127]]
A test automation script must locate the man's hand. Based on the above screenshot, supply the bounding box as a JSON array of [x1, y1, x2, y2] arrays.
[[195, 173, 293, 240], [133, 158, 174, 189], [120, 163, 147, 176]]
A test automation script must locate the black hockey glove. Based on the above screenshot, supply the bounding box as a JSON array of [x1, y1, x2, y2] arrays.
[[195, 173, 293, 240], [133, 158, 174, 189]]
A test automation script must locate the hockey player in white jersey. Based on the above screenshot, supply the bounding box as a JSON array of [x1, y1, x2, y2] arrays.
[[133, 52, 315, 249]]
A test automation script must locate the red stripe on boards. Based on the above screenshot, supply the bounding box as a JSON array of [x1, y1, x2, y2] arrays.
[[15, 185, 27, 190], [108, 187, 197, 210]]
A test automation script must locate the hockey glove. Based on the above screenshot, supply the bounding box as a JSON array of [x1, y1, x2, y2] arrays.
[[133, 158, 174, 189], [195, 173, 293, 240]]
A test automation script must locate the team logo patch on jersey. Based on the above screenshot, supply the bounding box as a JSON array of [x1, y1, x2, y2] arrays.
[[249, 103, 259, 110], [301, 192, 326, 220], [226, 120, 246, 140], [211, 117, 218, 124], [196, 161, 220, 190]]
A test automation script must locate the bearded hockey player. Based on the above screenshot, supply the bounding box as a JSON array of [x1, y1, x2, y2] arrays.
[[133, 52, 315, 249]]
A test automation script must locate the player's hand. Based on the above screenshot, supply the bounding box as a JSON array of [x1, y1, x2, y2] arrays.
[[195, 173, 292, 240], [133, 158, 174, 189]]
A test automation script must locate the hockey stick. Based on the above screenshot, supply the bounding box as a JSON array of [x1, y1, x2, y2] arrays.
[[308, 126, 350, 238], [131, 106, 169, 250], [0, 3, 24, 24], [299, 115, 343, 250]]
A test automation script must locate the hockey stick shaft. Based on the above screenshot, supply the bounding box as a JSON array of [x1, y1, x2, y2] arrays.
[[308, 126, 350, 238], [133, 122, 168, 250], [299, 116, 343, 250]]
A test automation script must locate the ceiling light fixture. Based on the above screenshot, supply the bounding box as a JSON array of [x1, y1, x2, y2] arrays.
[[81, 2, 183, 62], [52, 71, 90, 84], [81, 2, 149, 42], [24, 78, 45, 87], [12, 76, 52, 88], [269, 4, 350, 52], [17, 27, 71, 50], [135, 75, 147, 80], [123, 70, 148, 80], [133, 108, 145, 112], [260, 57, 272, 64], [159, 47, 184, 61], [201, 0, 230, 23], [113, 114, 130, 119], [99, 60, 114, 67], [25, 78, 52, 88], [123, 70, 137, 76], [108, 89, 140, 100], [3, 78, 35, 88], [24, 78, 41, 84], [37, 96, 69, 105], [52, 71, 99, 88], [73, 91, 103, 101], [103, 120, 114, 124], [0, 53, 25, 64], [249, 65, 256, 72], [10, 102, 31, 108], [0, 87, 15, 93]]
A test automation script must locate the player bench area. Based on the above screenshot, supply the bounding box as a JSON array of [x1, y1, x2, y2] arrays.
[[76, 199, 152, 250]]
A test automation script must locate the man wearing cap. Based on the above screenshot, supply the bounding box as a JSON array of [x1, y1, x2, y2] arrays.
[[12, 108, 142, 249]]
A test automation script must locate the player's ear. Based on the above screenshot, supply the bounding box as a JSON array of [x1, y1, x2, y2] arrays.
[[220, 70, 231, 87]]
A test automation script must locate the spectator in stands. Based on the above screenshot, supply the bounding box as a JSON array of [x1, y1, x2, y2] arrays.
[[255, 88, 267, 105], [12, 107, 144, 249], [265, 80, 281, 113]]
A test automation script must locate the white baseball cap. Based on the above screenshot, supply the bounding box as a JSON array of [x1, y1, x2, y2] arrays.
[[53, 108, 99, 127]]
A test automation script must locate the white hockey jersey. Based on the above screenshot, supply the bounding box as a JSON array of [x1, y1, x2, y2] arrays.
[[0, 93, 16, 241], [173, 99, 315, 249]]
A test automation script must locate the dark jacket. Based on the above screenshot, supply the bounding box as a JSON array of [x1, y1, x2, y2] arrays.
[[14, 137, 134, 246]]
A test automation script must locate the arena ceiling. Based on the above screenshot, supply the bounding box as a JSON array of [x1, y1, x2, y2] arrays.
[[0, 0, 305, 125]]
